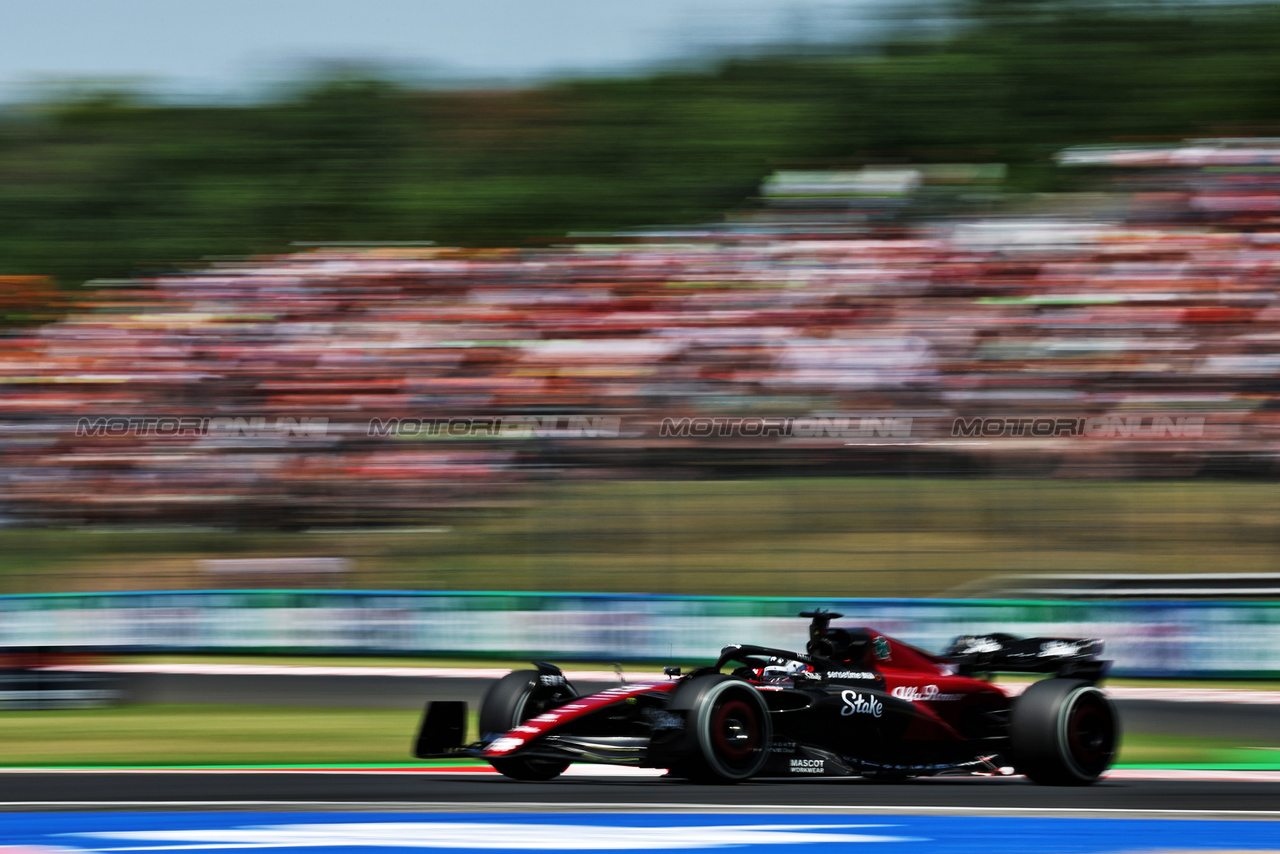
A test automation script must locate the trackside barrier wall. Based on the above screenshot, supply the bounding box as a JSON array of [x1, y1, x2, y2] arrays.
[[0, 591, 1277, 678]]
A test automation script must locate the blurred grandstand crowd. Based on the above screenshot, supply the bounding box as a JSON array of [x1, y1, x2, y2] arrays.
[[3, 140, 1280, 527]]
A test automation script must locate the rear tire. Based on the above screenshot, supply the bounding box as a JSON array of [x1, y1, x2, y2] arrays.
[[479, 670, 572, 781], [1010, 678, 1118, 785], [669, 676, 771, 783]]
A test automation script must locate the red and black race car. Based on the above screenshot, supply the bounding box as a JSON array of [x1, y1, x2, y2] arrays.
[[415, 610, 1119, 785]]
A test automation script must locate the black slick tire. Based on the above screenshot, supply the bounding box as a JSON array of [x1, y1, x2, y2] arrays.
[[668, 676, 771, 784], [478, 670, 572, 781], [1010, 678, 1118, 785]]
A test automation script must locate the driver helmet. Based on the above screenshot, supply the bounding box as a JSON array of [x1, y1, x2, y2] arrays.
[[758, 657, 813, 682]]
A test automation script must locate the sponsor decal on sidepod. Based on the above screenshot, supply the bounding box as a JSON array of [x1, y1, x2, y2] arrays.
[[840, 691, 883, 718], [890, 684, 963, 702]]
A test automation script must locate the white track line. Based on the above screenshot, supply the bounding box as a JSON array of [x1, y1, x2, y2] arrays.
[[1104, 768, 1280, 782], [995, 682, 1280, 704], [42, 664, 667, 682]]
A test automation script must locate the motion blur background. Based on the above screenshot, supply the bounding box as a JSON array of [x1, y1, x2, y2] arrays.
[[4, 0, 1280, 604]]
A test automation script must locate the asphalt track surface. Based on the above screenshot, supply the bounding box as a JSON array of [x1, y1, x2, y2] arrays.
[[2, 771, 1280, 816]]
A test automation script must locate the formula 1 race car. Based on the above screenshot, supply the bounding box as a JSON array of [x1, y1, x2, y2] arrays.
[[414, 610, 1118, 785]]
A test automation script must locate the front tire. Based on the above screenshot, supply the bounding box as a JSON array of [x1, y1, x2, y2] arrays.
[[669, 676, 771, 783], [479, 670, 572, 781], [1010, 678, 1118, 785]]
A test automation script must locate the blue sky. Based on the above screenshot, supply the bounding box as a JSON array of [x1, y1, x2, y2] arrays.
[[0, 0, 898, 100]]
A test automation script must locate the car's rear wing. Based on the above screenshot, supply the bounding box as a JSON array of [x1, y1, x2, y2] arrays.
[[944, 633, 1110, 681]]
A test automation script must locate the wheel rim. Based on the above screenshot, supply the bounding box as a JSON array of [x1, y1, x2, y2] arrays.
[[503, 679, 571, 776], [712, 698, 760, 761], [512, 683, 571, 728], [1062, 689, 1115, 778]]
